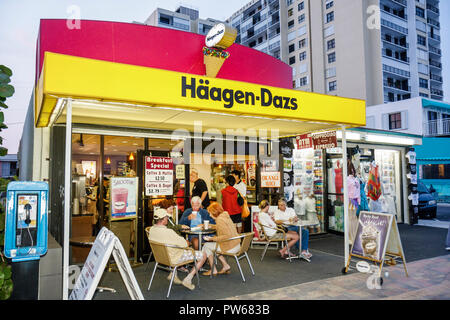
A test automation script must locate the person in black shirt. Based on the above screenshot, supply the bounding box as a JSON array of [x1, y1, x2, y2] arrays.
[[190, 168, 210, 209]]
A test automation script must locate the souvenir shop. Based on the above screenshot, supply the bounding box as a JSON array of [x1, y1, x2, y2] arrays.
[[275, 128, 422, 238]]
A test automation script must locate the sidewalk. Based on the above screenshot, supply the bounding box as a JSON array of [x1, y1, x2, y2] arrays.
[[224, 255, 450, 300]]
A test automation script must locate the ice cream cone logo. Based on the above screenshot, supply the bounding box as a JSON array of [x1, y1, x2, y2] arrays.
[[203, 23, 237, 78]]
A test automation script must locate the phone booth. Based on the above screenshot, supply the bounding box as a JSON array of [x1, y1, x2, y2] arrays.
[[3, 181, 49, 299]]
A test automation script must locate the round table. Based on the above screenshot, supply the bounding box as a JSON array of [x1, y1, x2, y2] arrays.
[[181, 229, 215, 250]]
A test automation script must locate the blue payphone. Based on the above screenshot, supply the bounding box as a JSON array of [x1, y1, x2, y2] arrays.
[[4, 181, 49, 262]]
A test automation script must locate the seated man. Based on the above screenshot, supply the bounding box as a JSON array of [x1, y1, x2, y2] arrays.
[[179, 196, 216, 250], [148, 208, 205, 290], [258, 200, 299, 258], [274, 198, 312, 259]]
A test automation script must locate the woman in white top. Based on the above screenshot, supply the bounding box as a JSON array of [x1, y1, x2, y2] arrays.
[[258, 200, 299, 258]]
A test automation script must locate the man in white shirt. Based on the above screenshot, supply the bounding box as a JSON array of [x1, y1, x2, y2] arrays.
[[274, 198, 312, 259], [258, 200, 299, 258]]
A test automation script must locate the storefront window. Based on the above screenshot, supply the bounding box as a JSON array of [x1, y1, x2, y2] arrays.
[[291, 146, 325, 234], [326, 146, 402, 234]]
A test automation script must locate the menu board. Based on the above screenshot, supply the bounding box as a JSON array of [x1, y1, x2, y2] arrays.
[[110, 177, 138, 220], [351, 211, 392, 262], [145, 156, 174, 196]]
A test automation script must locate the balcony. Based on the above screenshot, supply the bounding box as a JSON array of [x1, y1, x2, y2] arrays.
[[390, 0, 407, 6], [430, 73, 443, 83], [423, 119, 450, 137], [426, 4, 439, 15], [430, 88, 444, 97], [429, 59, 442, 69], [428, 32, 441, 42], [383, 80, 410, 92], [381, 19, 408, 35], [427, 18, 440, 28], [429, 45, 441, 56]]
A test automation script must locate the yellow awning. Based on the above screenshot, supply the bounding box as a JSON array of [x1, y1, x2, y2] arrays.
[[36, 52, 366, 136]]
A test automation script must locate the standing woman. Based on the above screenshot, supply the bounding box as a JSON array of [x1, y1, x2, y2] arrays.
[[202, 202, 241, 276], [221, 175, 243, 233]]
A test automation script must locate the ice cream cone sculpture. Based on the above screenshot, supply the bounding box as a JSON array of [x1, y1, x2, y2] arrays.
[[203, 46, 230, 78]]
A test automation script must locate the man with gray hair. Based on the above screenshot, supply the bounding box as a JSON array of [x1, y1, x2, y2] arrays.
[[179, 196, 216, 250]]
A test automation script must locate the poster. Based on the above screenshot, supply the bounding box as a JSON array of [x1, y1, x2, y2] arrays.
[[261, 172, 281, 188], [351, 211, 392, 261], [175, 164, 185, 179], [145, 156, 174, 196], [110, 177, 138, 220], [246, 161, 256, 188], [81, 161, 96, 179], [311, 131, 337, 150]]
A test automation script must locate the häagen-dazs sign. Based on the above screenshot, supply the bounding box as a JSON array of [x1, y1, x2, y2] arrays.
[[205, 23, 237, 49]]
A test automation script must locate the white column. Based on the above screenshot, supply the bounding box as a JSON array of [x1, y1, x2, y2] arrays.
[[63, 99, 72, 300], [341, 125, 349, 265]]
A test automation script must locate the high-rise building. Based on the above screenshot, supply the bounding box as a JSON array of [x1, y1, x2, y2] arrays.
[[226, 0, 444, 106], [144, 5, 222, 35]]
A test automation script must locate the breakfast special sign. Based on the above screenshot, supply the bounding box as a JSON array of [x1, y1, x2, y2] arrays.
[[145, 156, 174, 197]]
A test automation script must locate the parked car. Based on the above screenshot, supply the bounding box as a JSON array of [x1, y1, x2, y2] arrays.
[[418, 182, 437, 219]]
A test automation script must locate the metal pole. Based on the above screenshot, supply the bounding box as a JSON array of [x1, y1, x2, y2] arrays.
[[341, 125, 349, 265], [63, 99, 72, 300]]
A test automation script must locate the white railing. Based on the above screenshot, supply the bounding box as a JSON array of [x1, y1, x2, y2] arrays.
[[423, 119, 450, 136]]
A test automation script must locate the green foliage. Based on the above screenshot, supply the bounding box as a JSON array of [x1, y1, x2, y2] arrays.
[[0, 64, 13, 157], [0, 177, 14, 300]]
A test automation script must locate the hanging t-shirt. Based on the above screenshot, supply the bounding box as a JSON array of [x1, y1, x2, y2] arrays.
[[367, 165, 382, 201], [406, 151, 416, 164]]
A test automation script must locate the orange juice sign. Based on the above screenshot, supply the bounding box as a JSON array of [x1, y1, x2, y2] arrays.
[[261, 172, 281, 188], [145, 156, 174, 196]]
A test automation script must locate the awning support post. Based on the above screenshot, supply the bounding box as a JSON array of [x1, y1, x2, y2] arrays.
[[63, 98, 72, 300], [341, 125, 349, 265]]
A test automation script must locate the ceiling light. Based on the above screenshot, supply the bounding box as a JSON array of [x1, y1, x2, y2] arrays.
[[129, 153, 135, 161], [365, 134, 415, 145]]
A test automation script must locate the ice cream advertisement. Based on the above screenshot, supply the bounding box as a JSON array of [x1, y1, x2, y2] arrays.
[[110, 177, 138, 220], [351, 211, 392, 262]]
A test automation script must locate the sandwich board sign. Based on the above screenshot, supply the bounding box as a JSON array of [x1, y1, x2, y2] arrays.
[[344, 211, 408, 278], [69, 227, 144, 300]]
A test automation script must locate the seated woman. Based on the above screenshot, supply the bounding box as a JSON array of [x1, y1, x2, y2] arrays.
[[179, 196, 215, 250], [258, 200, 299, 259], [182, 202, 240, 286], [274, 198, 312, 259]]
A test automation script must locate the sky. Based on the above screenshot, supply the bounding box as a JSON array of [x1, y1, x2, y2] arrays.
[[0, 0, 449, 155]]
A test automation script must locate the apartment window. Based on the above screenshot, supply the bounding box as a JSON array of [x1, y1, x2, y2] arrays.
[[288, 20, 295, 29], [326, 1, 334, 9], [298, 38, 307, 49], [417, 35, 426, 46], [389, 112, 402, 129], [289, 43, 295, 53], [327, 39, 335, 50], [288, 8, 294, 17], [287, 0, 293, 6], [419, 78, 428, 89], [417, 48, 428, 61], [289, 56, 296, 65], [299, 51, 307, 61], [415, 6, 425, 18], [326, 67, 336, 78], [419, 92, 429, 98], [298, 1, 304, 11], [299, 63, 308, 74], [297, 25, 307, 37], [326, 12, 334, 23], [328, 52, 336, 63], [298, 14, 305, 24], [328, 80, 337, 91], [324, 25, 335, 37], [300, 76, 308, 86], [418, 63, 428, 75]]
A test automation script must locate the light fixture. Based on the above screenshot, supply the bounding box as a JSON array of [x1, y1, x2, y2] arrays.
[[365, 134, 415, 145], [106, 157, 111, 164], [76, 134, 84, 147], [336, 131, 361, 141], [129, 153, 135, 161]]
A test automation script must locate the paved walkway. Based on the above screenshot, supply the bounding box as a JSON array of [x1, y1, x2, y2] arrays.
[[224, 255, 450, 300]]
